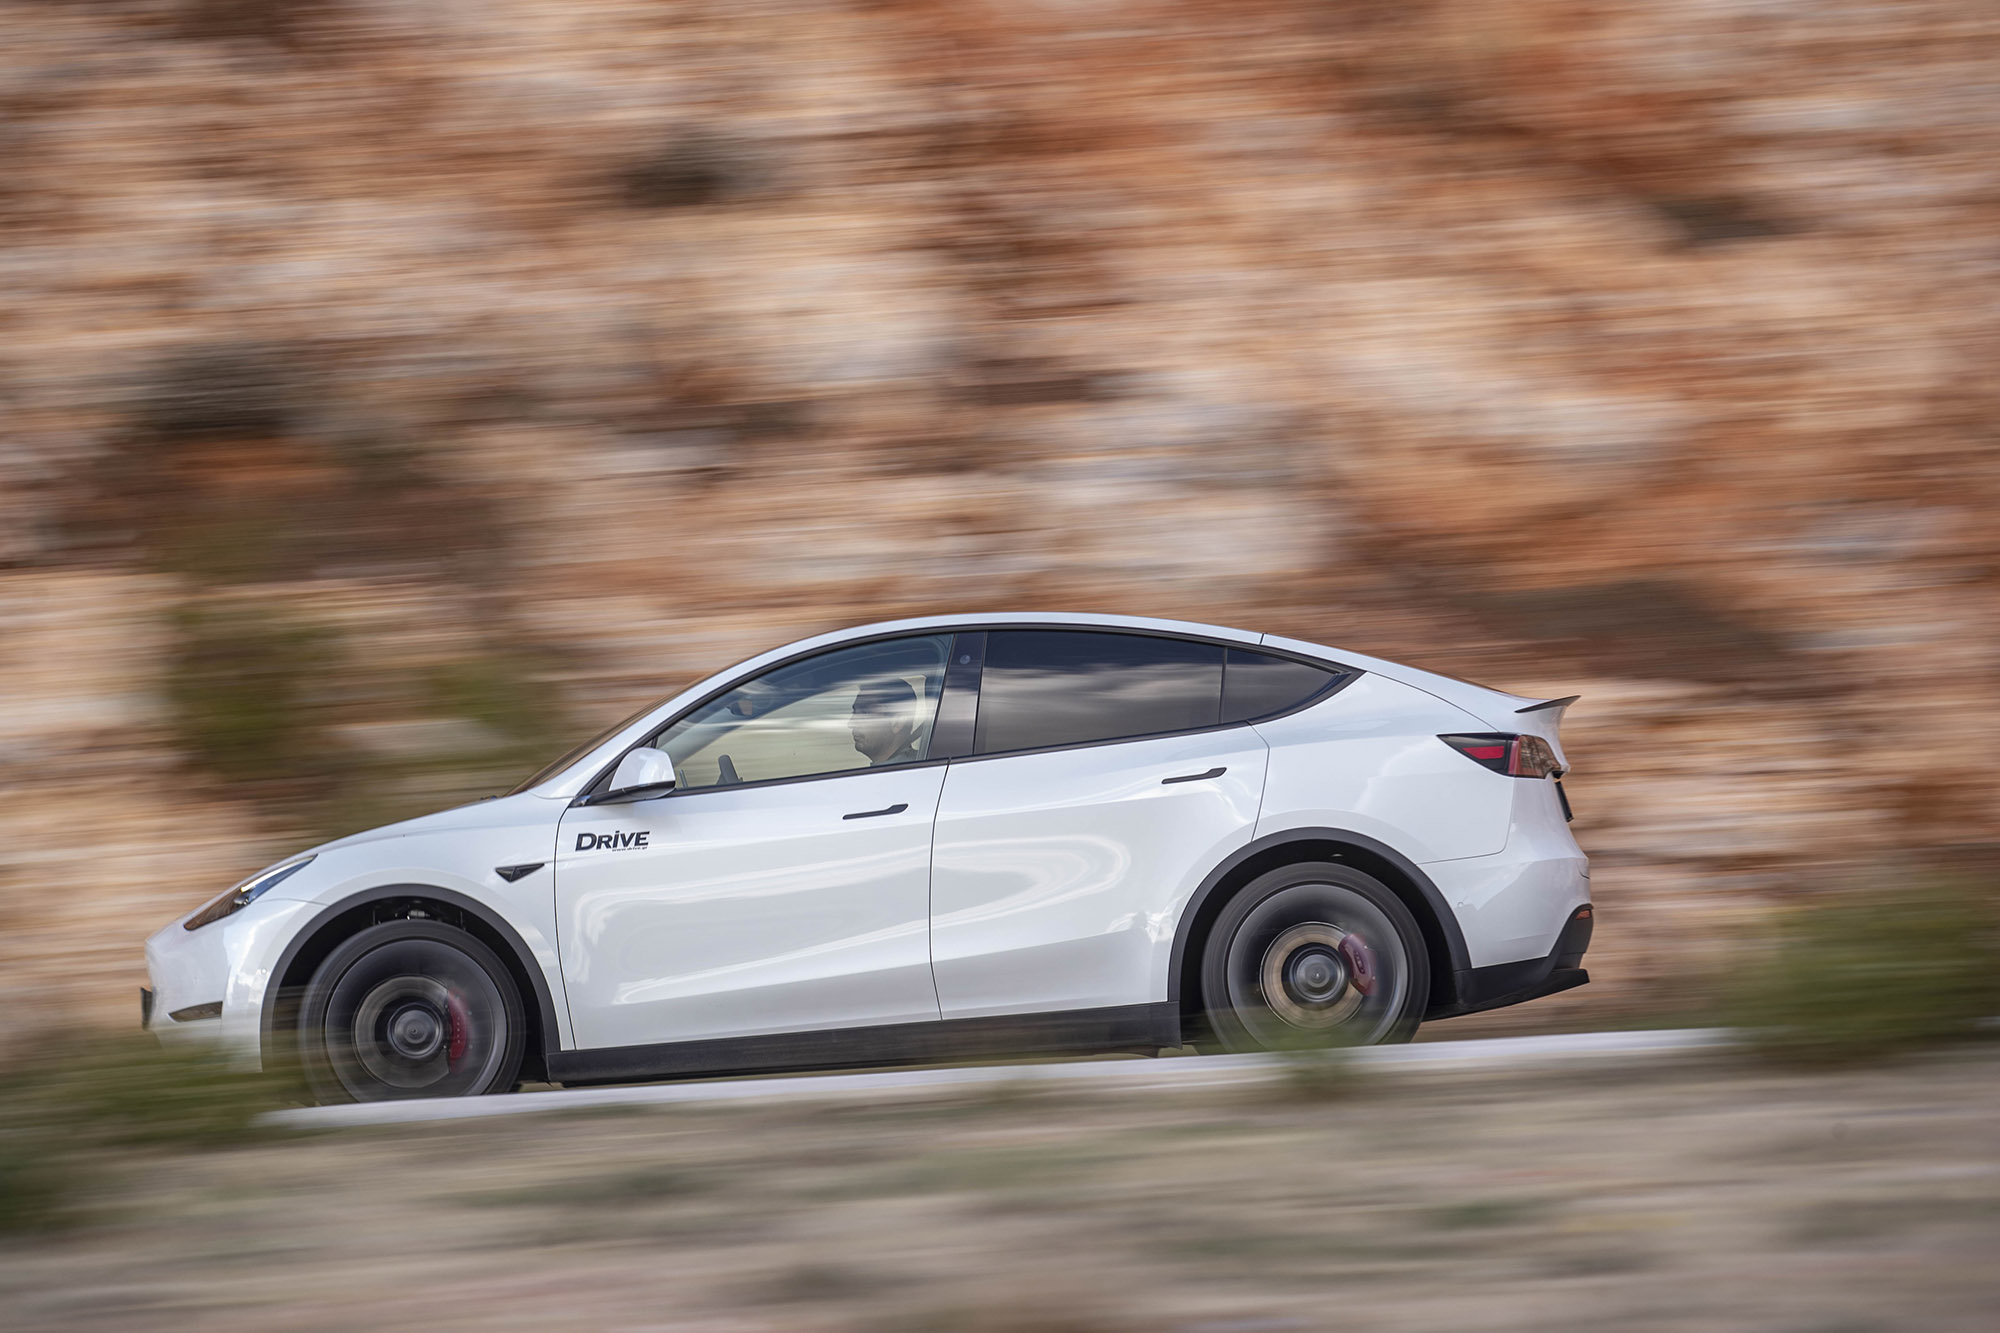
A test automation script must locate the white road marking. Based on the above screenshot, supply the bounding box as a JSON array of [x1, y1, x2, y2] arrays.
[[266, 1027, 1730, 1130]]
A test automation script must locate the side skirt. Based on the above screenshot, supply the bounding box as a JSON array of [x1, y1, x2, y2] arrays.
[[547, 1003, 1182, 1086]]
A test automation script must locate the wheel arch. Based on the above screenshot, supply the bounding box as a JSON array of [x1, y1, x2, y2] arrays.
[[260, 884, 561, 1084], [1169, 829, 1470, 1037]]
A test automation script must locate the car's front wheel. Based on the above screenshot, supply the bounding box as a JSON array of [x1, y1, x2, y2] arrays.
[[298, 920, 525, 1104], [1200, 863, 1430, 1051]]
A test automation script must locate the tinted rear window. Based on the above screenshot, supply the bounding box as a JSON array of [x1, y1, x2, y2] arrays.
[[974, 631, 1224, 754], [1222, 648, 1338, 723]]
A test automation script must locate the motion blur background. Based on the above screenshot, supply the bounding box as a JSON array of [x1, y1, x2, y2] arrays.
[[2, 0, 1998, 1042], [4, 5, 2000, 1329]]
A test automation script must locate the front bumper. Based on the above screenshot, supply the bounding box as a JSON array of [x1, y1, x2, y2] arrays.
[[143, 896, 318, 1069]]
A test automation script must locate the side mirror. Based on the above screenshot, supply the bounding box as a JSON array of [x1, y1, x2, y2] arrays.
[[604, 747, 677, 801]]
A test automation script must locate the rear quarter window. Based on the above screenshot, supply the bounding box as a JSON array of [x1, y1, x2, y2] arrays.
[[1222, 648, 1339, 723]]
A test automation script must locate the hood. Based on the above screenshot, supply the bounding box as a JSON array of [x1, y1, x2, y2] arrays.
[[306, 791, 558, 856]]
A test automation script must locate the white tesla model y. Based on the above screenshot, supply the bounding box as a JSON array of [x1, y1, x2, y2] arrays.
[[144, 613, 1593, 1103]]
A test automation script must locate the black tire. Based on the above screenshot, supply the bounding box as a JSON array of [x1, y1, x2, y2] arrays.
[[298, 920, 525, 1104], [1200, 862, 1430, 1052]]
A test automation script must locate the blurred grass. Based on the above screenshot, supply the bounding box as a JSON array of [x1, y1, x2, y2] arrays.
[[1719, 878, 2000, 1065], [423, 652, 572, 781], [4, 1048, 1993, 1326], [1273, 1043, 1363, 1100], [873, 1307, 1131, 1333], [1425, 1196, 1550, 1230], [458, 1164, 712, 1211], [163, 597, 569, 839], [165, 600, 344, 789], [1264, 1026, 1368, 1101], [0, 1033, 290, 1234]]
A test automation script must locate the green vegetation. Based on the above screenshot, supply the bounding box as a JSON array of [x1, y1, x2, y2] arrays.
[[1260, 1026, 1368, 1101], [874, 1307, 1131, 1333], [0, 1034, 290, 1234], [1274, 1042, 1364, 1100], [460, 1165, 713, 1211], [125, 339, 564, 834], [1424, 1195, 1549, 1230], [424, 653, 571, 783], [1721, 878, 2000, 1065], [0, 1138, 69, 1235], [162, 597, 568, 837], [164, 600, 343, 789]]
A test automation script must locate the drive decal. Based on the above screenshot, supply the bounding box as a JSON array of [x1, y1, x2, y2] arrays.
[[575, 831, 650, 852]]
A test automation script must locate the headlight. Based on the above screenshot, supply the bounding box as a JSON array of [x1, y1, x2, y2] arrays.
[[184, 855, 315, 931]]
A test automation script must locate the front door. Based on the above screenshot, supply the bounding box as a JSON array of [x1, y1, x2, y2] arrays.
[[555, 634, 955, 1050]]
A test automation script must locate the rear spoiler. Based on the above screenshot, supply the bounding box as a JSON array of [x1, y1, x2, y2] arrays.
[[1516, 694, 1580, 714], [1508, 695, 1579, 767]]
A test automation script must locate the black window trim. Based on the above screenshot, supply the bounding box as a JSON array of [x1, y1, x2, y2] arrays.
[[573, 624, 1359, 805]]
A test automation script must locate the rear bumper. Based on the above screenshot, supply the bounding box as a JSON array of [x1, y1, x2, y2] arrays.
[[1421, 773, 1589, 970], [1428, 905, 1593, 1020]]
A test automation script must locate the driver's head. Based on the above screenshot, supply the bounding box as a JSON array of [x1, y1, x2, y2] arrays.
[[850, 677, 920, 764], [726, 682, 776, 719]]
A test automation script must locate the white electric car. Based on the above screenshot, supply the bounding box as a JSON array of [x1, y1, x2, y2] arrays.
[[144, 613, 1592, 1103]]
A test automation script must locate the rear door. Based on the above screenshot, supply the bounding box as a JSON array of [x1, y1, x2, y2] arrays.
[[928, 630, 1271, 1018]]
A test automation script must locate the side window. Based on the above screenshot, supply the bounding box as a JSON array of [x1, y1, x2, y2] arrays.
[[1222, 648, 1338, 723], [652, 635, 951, 790], [973, 631, 1223, 755]]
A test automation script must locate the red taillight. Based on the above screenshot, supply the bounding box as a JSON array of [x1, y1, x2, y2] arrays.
[[1439, 733, 1564, 778]]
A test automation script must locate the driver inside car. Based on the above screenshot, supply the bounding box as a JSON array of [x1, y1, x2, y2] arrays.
[[849, 677, 924, 767]]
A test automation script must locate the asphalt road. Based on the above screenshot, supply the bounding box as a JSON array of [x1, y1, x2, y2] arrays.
[[269, 1026, 1728, 1129]]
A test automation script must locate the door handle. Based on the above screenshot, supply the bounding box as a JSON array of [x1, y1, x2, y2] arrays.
[[1161, 766, 1226, 785], [843, 802, 909, 820]]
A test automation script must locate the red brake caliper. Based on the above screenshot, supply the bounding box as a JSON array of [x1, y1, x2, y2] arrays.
[[1339, 933, 1378, 997], [446, 990, 470, 1066]]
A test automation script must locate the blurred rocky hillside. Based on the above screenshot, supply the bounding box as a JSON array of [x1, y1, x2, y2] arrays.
[[2, 0, 1997, 1034]]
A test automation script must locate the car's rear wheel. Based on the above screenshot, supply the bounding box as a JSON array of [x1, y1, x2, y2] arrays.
[[1201, 863, 1429, 1051], [299, 920, 525, 1104]]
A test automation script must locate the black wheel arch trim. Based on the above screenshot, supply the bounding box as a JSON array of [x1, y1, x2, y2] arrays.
[[1167, 827, 1473, 1011], [258, 883, 564, 1073]]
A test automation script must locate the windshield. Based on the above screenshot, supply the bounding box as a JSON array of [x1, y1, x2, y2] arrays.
[[505, 697, 667, 795]]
